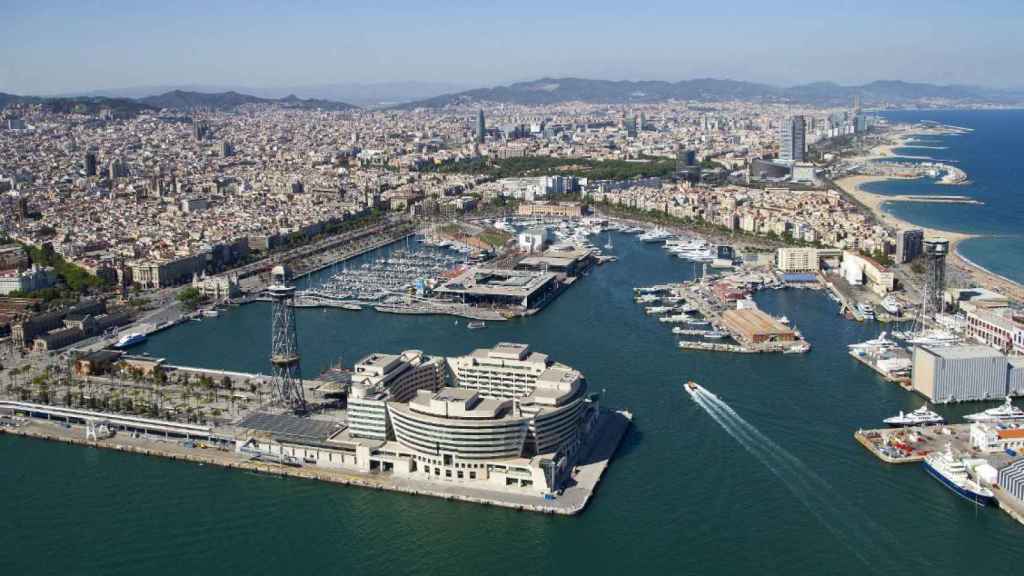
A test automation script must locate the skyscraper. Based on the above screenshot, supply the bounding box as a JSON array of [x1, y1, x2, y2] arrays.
[[778, 115, 806, 163], [83, 151, 98, 177], [896, 228, 924, 264], [475, 110, 485, 143]]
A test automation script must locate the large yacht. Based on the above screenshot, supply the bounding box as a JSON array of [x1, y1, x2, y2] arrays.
[[923, 444, 995, 506], [883, 404, 945, 427], [964, 397, 1024, 422]]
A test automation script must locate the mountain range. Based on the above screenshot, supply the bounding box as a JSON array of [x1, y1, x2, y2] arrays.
[[392, 77, 1024, 108], [3, 78, 1022, 116]]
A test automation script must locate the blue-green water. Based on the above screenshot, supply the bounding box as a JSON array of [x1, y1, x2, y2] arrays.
[[872, 109, 1024, 284], [3, 235, 1022, 575]]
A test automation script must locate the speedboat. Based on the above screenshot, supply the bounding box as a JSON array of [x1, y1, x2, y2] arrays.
[[883, 404, 944, 427], [964, 397, 1024, 422], [683, 381, 705, 398], [923, 443, 994, 506]]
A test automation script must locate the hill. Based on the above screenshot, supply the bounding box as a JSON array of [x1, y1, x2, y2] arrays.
[[394, 77, 1023, 108]]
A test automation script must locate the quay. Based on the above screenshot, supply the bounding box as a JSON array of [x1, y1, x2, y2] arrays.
[[847, 350, 912, 388], [0, 404, 632, 516]]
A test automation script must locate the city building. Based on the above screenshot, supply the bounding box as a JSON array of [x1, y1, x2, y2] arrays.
[[841, 251, 895, 295], [896, 228, 924, 264], [476, 110, 485, 143], [778, 115, 806, 163], [347, 350, 446, 440], [517, 227, 551, 253], [776, 247, 819, 273], [911, 345, 1009, 403], [966, 308, 1024, 355], [516, 202, 584, 218], [0, 265, 56, 295]]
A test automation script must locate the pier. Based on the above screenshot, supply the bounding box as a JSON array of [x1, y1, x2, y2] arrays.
[[0, 406, 632, 516]]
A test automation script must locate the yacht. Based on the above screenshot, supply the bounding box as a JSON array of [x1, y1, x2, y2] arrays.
[[856, 303, 875, 319], [880, 295, 902, 315], [638, 228, 672, 243], [883, 404, 944, 427], [923, 444, 995, 506], [848, 331, 899, 352], [702, 330, 728, 340], [964, 397, 1024, 422], [903, 329, 960, 346], [467, 321, 487, 330], [114, 332, 147, 349]]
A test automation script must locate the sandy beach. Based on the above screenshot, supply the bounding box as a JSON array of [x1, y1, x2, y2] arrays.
[[834, 173, 1024, 301]]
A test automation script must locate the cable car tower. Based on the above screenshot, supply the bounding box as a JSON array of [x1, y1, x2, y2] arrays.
[[268, 265, 306, 412]]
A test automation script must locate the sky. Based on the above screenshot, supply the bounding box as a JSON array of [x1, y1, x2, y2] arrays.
[[1, 0, 1022, 95]]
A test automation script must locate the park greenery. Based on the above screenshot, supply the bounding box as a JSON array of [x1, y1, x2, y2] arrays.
[[426, 155, 680, 180], [176, 286, 205, 311]]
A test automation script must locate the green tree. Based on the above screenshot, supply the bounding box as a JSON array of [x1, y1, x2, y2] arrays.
[[176, 287, 205, 311]]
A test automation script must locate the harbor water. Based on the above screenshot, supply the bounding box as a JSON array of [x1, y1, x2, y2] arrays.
[[2, 233, 1022, 575], [870, 109, 1024, 285]]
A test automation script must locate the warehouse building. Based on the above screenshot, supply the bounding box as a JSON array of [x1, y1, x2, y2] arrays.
[[911, 345, 1008, 403], [719, 308, 798, 345], [997, 459, 1024, 504]]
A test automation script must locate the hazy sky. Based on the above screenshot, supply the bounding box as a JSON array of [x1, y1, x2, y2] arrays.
[[2, 0, 1022, 95]]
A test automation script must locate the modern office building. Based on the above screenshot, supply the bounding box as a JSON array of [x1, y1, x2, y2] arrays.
[[911, 345, 1009, 403], [475, 110, 485, 143], [347, 350, 445, 440], [83, 151, 98, 177], [778, 115, 806, 163], [896, 228, 924, 264]]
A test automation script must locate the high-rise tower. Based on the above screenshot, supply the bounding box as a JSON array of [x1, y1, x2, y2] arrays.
[[922, 238, 949, 316], [476, 110, 485, 143], [268, 265, 306, 411], [778, 115, 806, 163]]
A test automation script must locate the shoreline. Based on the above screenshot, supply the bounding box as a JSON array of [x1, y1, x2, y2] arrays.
[[835, 135, 1024, 300]]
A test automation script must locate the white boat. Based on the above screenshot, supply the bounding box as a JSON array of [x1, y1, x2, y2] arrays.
[[467, 321, 486, 330], [645, 306, 674, 315], [777, 315, 790, 325], [856, 303, 875, 319], [848, 331, 899, 352], [903, 329, 960, 346], [923, 443, 994, 506], [114, 332, 147, 349], [683, 380, 706, 398], [638, 228, 672, 243], [880, 295, 901, 315], [883, 404, 944, 427], [684, 318, 710, 326], [964, 397, 1024, 422], [702, 330, 728, 340], [659, 314, 692, 323]]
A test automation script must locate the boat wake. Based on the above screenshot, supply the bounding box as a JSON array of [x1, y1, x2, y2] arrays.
[[690, 387, 921, 574]]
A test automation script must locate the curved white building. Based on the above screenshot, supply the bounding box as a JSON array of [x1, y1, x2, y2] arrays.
[[389, 388, 529, 460]]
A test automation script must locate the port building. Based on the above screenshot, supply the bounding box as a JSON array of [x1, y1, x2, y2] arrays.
[[911, 345, 1009, 403], [719, 309, 797, 345], [998, 459, 1024, 504], [434, 267, 560, 310], [346, 350, 445, 440]]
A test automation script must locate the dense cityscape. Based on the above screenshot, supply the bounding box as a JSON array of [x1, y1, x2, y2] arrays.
[[3, 3, 1024, 575]]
